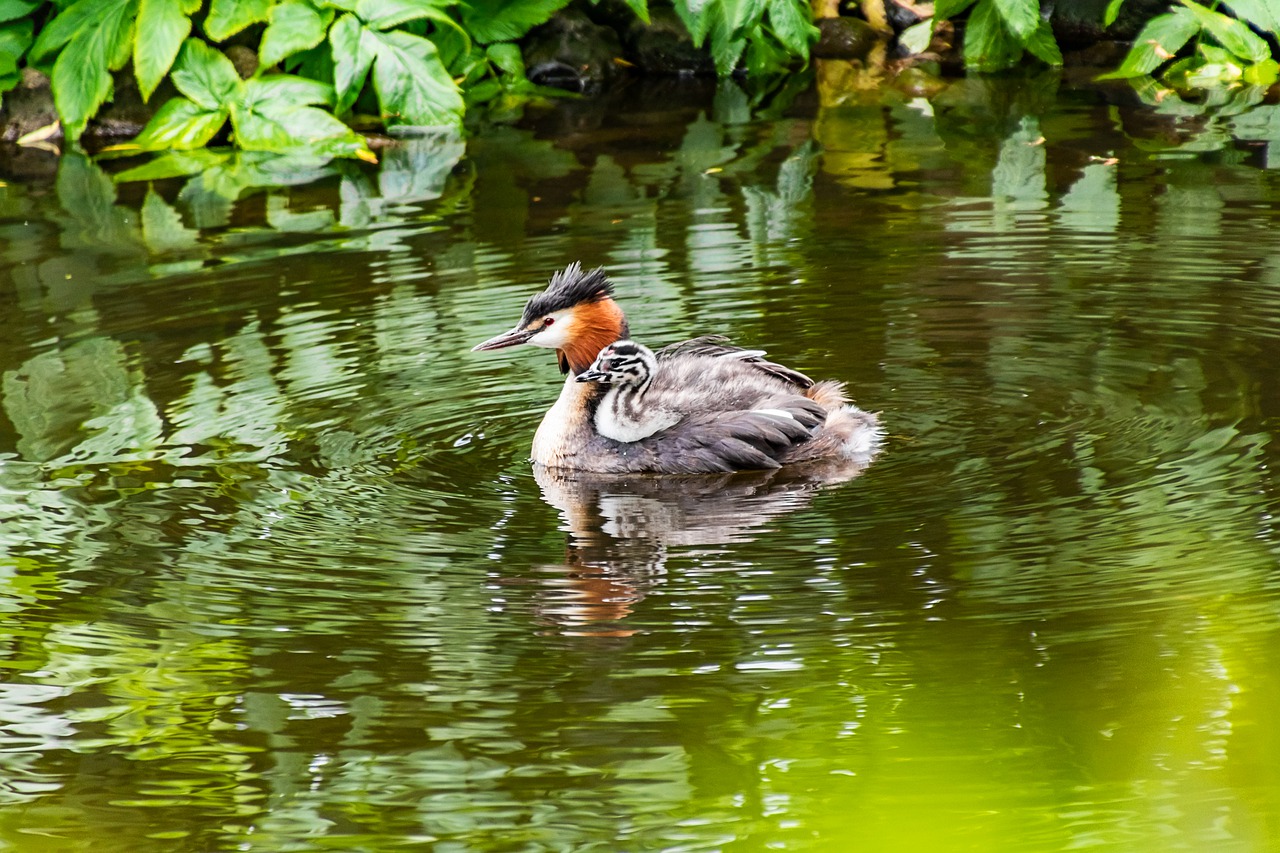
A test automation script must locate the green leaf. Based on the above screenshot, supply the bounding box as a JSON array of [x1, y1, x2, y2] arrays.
[[767, 0, 818, 56], [485, 41, 524, 77], [0, 18, 32, 63], [232, 100, 370, 159], [0, 0, 38, 24], [135, 0, 193, 101], [1025, 18, 1062, 65], [49, 0, 137, 139], [1179, 0, 1271, 63], [367, 28, 463, 127], [744, 25, 788, 76], [710, 32, 746, 76], [243, 73, 333, 108], [0, 19, 31, 92], [171, 38, 242, 110], [460, 0, 572, 43], [31, 0, 123, 65], [1243, 57, 1279, 85], [260, 0, 331, 68], [992, 0, 1037, 39], [1223, 0, 1280, 35], [1096, 8, 1197, 79], [1103, 0, 1125, 27], [963, 0, 1022, 71], [330, 13, 375, 114], [204, 0, 273, 41], [726, 0, 766, 33], [132, 96, 228, 149], [899, 19, 933, 54], [935, 0, 977, 18], [355, 0, 449, 30]]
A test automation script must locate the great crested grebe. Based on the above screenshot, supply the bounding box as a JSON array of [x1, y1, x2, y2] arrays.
[[473, 264, 881, 474]]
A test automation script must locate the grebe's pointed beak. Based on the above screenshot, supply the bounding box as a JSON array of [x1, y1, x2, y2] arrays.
[[575, 368, 607, 383], [472, 326, 535, 352]]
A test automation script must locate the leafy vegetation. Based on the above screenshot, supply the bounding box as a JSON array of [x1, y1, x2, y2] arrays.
[[1100, 0, 1280, 89], [901, 0, 1062, 71], [0, 0, 818, 160]]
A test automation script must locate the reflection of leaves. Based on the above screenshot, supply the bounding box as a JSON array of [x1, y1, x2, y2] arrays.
[[118, 149, 338, 228], [2, 338, 161, 464], [140, 188, 200, 253], [56, 153, 144, 253]]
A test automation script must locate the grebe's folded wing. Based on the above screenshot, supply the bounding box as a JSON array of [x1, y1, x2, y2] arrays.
[[650, 404, 824, 473], [656, 335, 814, 389]]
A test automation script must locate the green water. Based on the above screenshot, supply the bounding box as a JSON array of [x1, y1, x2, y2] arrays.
[[3, 73, 1280, 851]]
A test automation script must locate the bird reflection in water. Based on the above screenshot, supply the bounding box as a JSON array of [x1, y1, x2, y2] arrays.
[[527, 458, 876, 636]]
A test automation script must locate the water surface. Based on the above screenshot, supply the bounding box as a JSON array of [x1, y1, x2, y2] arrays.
[[2, 72, 1280, 851]]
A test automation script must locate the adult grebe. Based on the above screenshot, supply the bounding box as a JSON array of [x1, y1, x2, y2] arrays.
[[473, 264, 881, 473]]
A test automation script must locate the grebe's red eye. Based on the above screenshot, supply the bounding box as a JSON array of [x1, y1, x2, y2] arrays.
[[543, 316, 554, 326]]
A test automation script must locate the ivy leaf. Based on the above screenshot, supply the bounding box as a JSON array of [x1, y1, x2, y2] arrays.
[[260, 0, 331, 68], [171, 38, 242, 110], [49, 0, 137, 139], [1096, 8, 1197, 79], [135, 0, 192, 101], [204, 0, 273, 41], [992, 0, 1037, 40], [0, 0, 38, 24], [366, 28, 463, 127], [1179, 0, 1271, 63], [132, 96, 228, 149], [459, 0, 572, 43], [766, 0, 818, 57]]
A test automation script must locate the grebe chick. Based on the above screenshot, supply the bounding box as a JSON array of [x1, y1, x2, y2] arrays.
[[473, 263, 882, 474], [576, 340, 682, 442]]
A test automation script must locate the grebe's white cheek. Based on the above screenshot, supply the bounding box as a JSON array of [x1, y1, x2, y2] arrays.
[[527, 312, 573, 349]]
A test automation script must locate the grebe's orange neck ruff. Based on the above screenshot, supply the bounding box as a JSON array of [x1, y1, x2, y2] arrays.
[[557, 298, 630, 376]]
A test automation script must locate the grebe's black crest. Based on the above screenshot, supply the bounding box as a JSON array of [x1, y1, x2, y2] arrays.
[[520, 263, 613, 324]]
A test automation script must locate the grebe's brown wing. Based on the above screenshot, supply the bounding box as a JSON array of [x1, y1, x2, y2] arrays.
[[656, 335, 813, 389]]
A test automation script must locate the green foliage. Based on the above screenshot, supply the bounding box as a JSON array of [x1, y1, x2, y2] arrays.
[[5, 0, 826, 157], [1101, 0, 1280, 90], [672, 0, 818, 77], [917, 0, 1062, 72]]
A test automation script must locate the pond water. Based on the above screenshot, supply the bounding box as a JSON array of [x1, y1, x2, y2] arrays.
[[3, 69, 1280, 851]]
